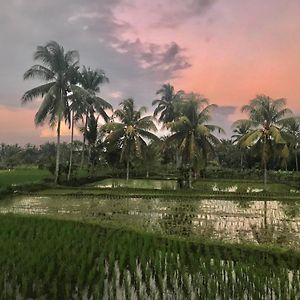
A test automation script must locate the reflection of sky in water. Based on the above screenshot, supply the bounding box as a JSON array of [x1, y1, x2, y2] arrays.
[[0, 196, 299, 245]]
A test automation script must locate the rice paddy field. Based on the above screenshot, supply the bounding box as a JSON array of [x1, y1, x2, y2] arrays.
[[0, 168, 51, 188], [1, 194, 300, 247], [0, 178, 300, 298], [0, 215, 299, 299]]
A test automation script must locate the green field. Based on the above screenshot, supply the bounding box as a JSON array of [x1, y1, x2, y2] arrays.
[[0, 215, 299, 299], [0, 168, 51, 188], [0, 174, 300, 298]]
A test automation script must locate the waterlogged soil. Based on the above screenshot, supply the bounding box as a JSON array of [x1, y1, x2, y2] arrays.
[[0, 195, 299, 247]]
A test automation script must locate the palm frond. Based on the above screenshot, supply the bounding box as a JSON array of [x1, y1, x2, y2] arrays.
[[34, 90, 56, 126], [269, 126, 286, 144], [240, 129, 263, 147], [23, 65, 55, 81], [22, 82, 55, 104]]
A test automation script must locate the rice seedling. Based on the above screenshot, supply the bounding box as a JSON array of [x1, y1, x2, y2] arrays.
[[0, 215, 299, 299]]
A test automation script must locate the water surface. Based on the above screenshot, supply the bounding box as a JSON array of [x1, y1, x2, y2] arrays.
[[88, 178, 178, 189], [0, 195, 299, 246]]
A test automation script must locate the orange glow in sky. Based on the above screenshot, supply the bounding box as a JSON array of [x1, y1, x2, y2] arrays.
[[1, 0, 300, 143]]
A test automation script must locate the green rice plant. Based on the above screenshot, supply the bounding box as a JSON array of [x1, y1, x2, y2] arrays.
[[0, 215, 299, 299]]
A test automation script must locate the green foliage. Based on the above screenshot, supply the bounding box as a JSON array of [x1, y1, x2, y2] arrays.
[[22, 41, 89, 184], [234, 95, 295, 170], [165, 93, 223, 187], [102, 98, 158, 179], [152, 83, 183, 123]]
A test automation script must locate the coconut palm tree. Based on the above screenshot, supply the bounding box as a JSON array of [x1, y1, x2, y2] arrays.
[[232, 122, 252, 170], [78, 66, 111, 168], [102, 98, 158, 180], [166, 93, 223, 188], [22, 41, 87, 184], [85, 113, 100, 175], [152, 83, 183, 124], [283, 118, 300, 171], [234, 95, 294, 188], [67, 93, 90, 181]]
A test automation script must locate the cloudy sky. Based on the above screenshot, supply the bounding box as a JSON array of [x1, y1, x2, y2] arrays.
[[1, 0, 300, 144]]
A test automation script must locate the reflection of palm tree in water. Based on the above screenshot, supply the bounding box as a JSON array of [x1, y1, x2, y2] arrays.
[[159, 202, 197, 236], [158, 201, 215, 238], [234, 199, 253, 209], [251, 200, 297, 246], [281, 200, 300, 218], [264, 200, 267, 228], [251, 200, 274, 244]]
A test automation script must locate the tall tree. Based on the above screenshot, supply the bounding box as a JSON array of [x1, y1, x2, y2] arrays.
[[78, 66, 111, 169], [283, 118, 300, 171], [216, 139, 241, 169], [67, 93, 90, 181], [102, 98, 158, 180], [232, 122, 251, 170], [22, 41, 85, 184], [234, 95, 293, 188], [166, 93, 223, 188], [152, 83, 183, 124], [85, 113, 99, 175]]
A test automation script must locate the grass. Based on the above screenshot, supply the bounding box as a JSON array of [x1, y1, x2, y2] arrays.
[[0, 167, 51, 188]]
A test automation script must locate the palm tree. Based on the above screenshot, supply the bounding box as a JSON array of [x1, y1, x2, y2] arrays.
[[22, 41, 85, 184], [102, 98, 158, 180], [79, 66, 111, 169], [166, 93, 223, 188], [232, 122, 251, 170], [234, 95, 293, 188], [85, 113, 100, 175], [152, 83, 183, 124], [67, 93, 90, 181], [283, 118, 300, 171]]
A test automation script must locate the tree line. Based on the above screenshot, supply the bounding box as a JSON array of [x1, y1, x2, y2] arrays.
[[18, 41, 299, 187]]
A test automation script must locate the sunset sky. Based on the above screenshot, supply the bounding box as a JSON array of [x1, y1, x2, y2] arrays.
[[1, 0, 300, 144]]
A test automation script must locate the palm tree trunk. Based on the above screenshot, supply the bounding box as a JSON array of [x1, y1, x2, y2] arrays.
[[67, 110, 74, 181], [264, 162, 267, 190], [55, 119, 61, 184], [263, 135, 267, 190], [263, 200, 267, 229], [80, 114, 88, 169], [90, 146, 95, 177], [295, 151, 298, 172], [188, 166, 192, 188], [240, 152, 243, 171], [87, 145, 92, 174], [126, 160, 129, 181]]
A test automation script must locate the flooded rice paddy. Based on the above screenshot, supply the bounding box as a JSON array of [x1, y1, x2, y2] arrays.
[[0, 195, 299, 246], [89, 178, 178, 189]]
